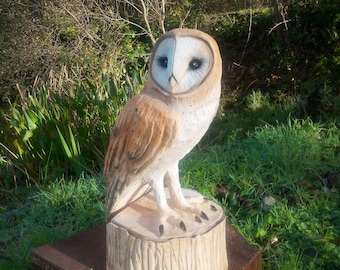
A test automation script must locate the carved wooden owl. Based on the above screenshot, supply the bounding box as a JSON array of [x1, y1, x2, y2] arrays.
[[104, 28, 222, 236]]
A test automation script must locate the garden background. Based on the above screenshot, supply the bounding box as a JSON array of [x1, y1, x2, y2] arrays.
[[0, 0, 339, 269]]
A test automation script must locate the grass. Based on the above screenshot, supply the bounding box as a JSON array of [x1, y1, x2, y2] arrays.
[[0, 176, 105, 269], [181, 118, 340, 269], [1, 89, 340, 269]]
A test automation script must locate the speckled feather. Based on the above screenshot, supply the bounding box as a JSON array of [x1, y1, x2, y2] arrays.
[[103, 94, 178, 220]]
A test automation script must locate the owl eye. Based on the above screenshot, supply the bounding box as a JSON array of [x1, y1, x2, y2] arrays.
[[158, 56, 168, 68], [189, 59, 202, 70]]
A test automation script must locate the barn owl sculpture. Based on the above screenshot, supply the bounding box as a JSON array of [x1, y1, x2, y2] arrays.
[[104, 28, 222, 237]]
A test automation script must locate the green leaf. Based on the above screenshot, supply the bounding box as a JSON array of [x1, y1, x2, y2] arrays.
[[24, 111, 37, 131], [23, 130, 33, 141], [68, 125, 80, 157], [56, 126, 72, 158]]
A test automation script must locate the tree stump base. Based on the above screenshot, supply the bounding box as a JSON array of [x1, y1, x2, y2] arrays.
[[31, 221, 262, 270], [106, 188, 228, 270]]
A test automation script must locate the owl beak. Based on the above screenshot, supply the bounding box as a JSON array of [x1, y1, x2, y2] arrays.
[[168, 74, 178, 90]]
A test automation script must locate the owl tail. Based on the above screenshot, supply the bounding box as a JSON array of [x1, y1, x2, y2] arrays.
[[105, 177, 150, 221]]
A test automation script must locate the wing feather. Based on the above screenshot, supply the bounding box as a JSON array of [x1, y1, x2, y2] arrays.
[[103, 94, 177, 220]]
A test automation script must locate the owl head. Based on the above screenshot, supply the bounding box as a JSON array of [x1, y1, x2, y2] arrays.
[[148, 28, 222, 97]]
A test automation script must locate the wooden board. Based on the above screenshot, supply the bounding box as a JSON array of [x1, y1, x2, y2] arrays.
[[31, 223, 262, 270]]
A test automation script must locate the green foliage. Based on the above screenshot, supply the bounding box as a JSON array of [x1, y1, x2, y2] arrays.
[[0, 1, 339, 269], [202, 89, 303, 145], [195, 1, 340, 112], [181, 118, 340, 269], [0, 176, 105, 269], [0, 70, 145, 190], [0, 0, 150, 101], [56, 125, 88, 176]]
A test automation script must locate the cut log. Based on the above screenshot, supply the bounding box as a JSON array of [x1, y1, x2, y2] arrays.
[[106, 188, 228, 270]]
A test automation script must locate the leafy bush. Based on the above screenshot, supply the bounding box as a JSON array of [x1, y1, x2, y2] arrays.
[[0, 0, 149, 102], [199, 1, 340, 112], [0, 70, 145, 193]]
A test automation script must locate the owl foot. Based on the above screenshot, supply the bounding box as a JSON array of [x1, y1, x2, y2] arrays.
[[179, 221, 186, 231], [158, 207, 189, 237], [157, 200, 220, 237], [194, 211, 209, 223], [159, 220, 186, 236], [179, 201, 217, 224], [159, 224, 164, 236], [210, 204, 217, 211]]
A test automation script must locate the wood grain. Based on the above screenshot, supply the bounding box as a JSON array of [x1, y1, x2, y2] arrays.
[[106, 189, 228, 270]]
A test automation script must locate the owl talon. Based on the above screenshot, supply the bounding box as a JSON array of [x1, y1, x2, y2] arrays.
[[195, 215, 202, 223], [159, 224, 164, 236], [201, 211, 209, 220], [210, 204, 217, 211], [179, 221, 186, 231]]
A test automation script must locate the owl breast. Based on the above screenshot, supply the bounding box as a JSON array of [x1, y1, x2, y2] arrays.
[[161, 85, 221, 164], [178, 89, 219, 145]]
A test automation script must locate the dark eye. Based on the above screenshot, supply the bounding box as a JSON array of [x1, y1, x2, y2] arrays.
[[189, 59, 202, 70], [158, 56, 168, 68]]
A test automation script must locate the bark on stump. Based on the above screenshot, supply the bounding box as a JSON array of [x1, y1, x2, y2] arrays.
[[106, 188, 228, 270]]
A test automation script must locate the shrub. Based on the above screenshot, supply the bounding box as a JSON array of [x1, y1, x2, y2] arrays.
[[0, 70, 145, 193], [0, 0, 150, 102]]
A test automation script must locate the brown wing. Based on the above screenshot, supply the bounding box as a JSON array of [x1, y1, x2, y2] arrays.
[[103, 93, 177, 220]]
